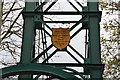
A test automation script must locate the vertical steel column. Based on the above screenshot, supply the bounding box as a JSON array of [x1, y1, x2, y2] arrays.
[[87, 1, 103, 79], [19, 1, 36, 79], [20, 2, 36, 64]]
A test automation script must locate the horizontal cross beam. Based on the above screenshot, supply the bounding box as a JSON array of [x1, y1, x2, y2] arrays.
[[22, 11, 102, 16]]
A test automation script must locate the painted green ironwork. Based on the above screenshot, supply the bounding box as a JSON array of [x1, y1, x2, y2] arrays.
[[1, 64, 79, 80], [87, 2, 103, 79], [0, 0, 104, 80]]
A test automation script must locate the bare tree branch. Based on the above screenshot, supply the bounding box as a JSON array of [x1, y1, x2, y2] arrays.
[[1, 11, 22, 41]]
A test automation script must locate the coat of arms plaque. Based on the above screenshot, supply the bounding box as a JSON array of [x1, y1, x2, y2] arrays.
[[51, 28, 70, 50]]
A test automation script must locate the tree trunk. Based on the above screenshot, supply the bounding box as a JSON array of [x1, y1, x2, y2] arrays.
[[0, 0, 2, 43]]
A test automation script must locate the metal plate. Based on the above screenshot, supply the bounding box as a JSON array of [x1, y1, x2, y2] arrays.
[[51, 28, 70, 50]]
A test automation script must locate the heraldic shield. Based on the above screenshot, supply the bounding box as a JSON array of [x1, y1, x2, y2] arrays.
[[51, 28, 70, 50]]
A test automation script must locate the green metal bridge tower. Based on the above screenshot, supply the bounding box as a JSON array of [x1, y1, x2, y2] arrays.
[[1, 0, 104, 80]]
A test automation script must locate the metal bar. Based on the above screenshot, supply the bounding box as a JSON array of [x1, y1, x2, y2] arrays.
[[1, 64, 80, 80], [45, 77, 58, 80], [22, 11, 102, 15], [44, 63, 82, 67], [19, 2, 37, 79], [70, 15, 86, 31], [44, 23, 52, 31], [32, 30, 36, 60], [41, 28, 45, 59], [38, 30, 41, 59], [88, 3, 101, 61], [43, 63, 104, 68], [70, 27, 83, 39], [44, 0, 58, 12], [67, 0, 80, 12], [33, 74, 42, 80], [66, 50, 81, 64], [31, 44, 53, 62], [42, 49, 58, 63], [44, 21, 81, 23], [85, 29, 88, 59], [42, 28, 51, 37], [34, 0, 49, 11], [74, 0, 84, 9], [39, 20, 52, 31], [68, 45, 85, 60], [43, 26, 49, 63], [63, 68, 86, 79], [87, 1, 103, 79]]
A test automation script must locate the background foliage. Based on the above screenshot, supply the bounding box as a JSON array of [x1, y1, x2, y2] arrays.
[[100, 0, 120, 79]]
